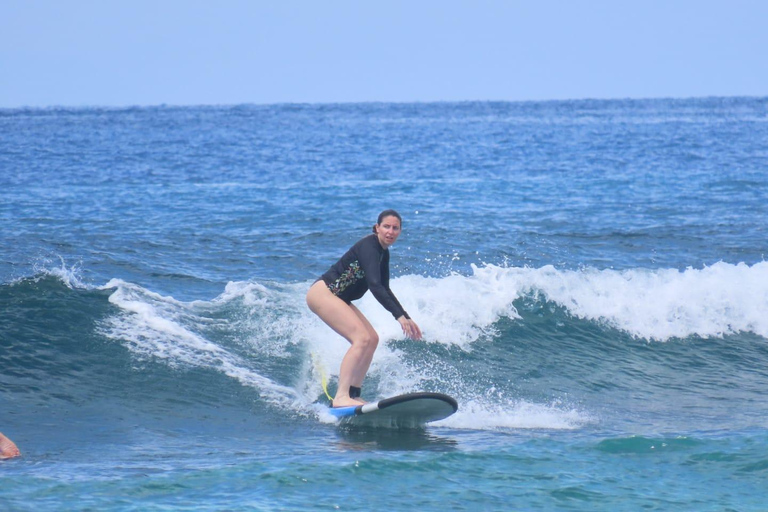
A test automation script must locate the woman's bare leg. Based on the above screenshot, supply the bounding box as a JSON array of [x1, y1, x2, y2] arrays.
[[347, 303, 379, 388], [307, 281, 379, 407]]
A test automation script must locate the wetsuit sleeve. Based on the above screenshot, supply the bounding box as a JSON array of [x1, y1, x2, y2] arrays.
[[381, 250, 410, 320], [357, 239, 409, 320]]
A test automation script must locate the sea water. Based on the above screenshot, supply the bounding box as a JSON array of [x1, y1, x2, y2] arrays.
[[1, 98, 768, 510]]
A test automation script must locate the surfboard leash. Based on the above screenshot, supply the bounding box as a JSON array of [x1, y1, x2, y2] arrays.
[[312, 353, 334, 401]]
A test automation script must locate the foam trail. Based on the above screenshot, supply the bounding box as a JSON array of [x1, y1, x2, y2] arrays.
[[441, 399, 591, 430], [99, 279, 300, 409]]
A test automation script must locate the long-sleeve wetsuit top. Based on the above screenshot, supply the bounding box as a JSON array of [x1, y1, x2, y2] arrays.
[[320, 234, 410, 320]]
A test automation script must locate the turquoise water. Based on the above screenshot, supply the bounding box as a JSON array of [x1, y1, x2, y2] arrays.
[[2, 98, 768, 510]]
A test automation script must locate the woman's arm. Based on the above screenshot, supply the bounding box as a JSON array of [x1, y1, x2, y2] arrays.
[[357, 238, 409, 320]]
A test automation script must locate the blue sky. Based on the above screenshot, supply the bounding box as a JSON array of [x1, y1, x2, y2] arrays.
[[1, 0, 766, 107]]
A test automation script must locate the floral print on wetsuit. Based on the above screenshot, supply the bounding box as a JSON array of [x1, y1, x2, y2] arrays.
[[327, 261, 365, 296]]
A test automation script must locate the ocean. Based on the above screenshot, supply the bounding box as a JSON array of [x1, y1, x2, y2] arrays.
[[1, 97, 767, 510]]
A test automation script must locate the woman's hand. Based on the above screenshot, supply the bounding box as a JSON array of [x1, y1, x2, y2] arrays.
[[397, 316, 422, 340]]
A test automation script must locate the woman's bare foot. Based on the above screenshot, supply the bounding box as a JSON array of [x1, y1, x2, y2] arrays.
[[0, 432, 20, 460], [331, 396, 366, 408]]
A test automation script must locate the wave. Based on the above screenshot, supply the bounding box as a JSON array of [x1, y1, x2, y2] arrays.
[[390, 261, 768, 344], [3, 260, 767, 432]]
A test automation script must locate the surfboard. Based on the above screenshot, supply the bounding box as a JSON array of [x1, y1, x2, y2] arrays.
[[328, 392, 458, 428]]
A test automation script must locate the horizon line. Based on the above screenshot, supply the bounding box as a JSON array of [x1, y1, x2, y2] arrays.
[[2, 94, 766, 111]]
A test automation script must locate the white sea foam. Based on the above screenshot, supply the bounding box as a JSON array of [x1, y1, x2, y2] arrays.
[[99, 278, 301, 409], [96, 260, 768, 429], [216, 279, 426, 405], [439, 399, 591, 430], [527, 261, 768, 341], [364, 261, 768, 344], [27, 256, 88, 289], [215, 280, 307, 357]]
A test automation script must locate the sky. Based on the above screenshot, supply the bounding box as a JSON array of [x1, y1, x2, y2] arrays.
[[1, 0, 766, 108]]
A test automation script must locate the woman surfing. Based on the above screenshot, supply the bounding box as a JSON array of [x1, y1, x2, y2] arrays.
[[306, 209, 422, 408]]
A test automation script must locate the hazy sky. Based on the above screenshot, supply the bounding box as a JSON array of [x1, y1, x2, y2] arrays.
[[1, 0, 766, 107]]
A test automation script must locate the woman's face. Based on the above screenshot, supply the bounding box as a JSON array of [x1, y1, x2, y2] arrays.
[[376, 215, 401, 248]]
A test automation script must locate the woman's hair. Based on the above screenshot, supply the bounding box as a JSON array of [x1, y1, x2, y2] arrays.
[[372, 209, 402, 233]]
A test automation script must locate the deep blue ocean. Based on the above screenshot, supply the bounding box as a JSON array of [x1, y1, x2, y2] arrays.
[[2, 97, 768, 511]]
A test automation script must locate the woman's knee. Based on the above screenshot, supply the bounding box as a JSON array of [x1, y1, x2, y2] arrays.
[[353, 331, 379, 351]]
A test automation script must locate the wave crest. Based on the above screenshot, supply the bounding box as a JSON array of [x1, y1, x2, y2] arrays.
[[374, 261, 768, 344]]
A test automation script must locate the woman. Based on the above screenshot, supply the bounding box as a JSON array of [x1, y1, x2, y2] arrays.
[[306, 209, 422, 408]]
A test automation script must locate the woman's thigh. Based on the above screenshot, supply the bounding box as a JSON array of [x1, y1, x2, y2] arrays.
[[348, 303, 378, 343], [307, 281, 370, 343]]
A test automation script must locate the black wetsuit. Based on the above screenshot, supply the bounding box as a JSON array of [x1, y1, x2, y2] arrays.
[[320, 234, 410, 320]]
